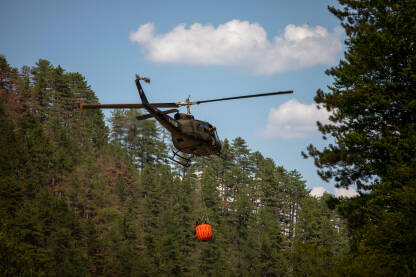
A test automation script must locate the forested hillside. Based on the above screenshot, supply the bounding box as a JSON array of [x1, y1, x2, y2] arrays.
[[0, 56, 347, 276], [2, 1, 415, 276]]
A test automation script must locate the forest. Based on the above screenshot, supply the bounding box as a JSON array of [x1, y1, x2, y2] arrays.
[[0, 55, 347, 276], [1, 1, 416, 276]]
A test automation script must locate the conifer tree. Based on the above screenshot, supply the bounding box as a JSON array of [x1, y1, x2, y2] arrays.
[[304, 1, 416, 275], [0, 98, 22, 218], [197, 167, 228, 276], [293, 194, 347, 277], [17, 113, 54, 195], [0, 54, 368, 275], [258, 206, 288, 277], [0, 56, 26, 119], [31, 59, 54, 121]]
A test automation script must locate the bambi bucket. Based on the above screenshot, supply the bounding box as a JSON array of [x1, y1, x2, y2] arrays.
[[196, 224, 212, 241]]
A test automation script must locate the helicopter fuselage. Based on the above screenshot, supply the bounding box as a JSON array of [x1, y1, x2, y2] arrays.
[[172, 113, 221, 156]]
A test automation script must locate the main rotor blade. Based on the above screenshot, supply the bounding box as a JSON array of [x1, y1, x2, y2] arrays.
[[80, 103, 179, 109], [80, 91, 293, 110], [195, 90, 294, 105]]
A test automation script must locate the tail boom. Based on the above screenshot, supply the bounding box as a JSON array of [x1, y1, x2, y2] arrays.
[[135, 75, 181, 135]]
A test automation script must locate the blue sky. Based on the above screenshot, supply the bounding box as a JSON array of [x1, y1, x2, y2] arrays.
[[1, 0, 350, 194]]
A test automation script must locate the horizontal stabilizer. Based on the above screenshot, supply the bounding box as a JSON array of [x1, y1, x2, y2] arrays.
[[136, 109, 178, 121]]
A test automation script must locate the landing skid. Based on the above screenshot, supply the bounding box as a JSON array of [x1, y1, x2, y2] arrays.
[[169, 149, 193, 167]]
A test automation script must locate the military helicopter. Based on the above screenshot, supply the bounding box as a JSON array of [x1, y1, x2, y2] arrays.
[[81, 75, 293, 166]]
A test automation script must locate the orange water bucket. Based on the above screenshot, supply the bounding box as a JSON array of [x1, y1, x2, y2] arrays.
[[196, 224, 212, 241]]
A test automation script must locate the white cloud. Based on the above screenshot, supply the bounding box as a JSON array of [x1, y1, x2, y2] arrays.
[[261, 99, 331, 139], [130, 20, 343, 74], [335, 187, 359, 198], [310, 186, 327, 198], [310, 186, 359, 199]]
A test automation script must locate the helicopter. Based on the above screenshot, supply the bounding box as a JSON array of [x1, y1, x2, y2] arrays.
[[80, 75, 293, 166]]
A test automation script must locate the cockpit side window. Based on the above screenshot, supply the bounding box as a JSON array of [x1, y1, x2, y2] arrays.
[[203, 124, 209, 132]]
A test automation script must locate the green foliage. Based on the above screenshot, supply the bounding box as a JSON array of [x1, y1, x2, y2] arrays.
[[0, 97, 88, 275], [258, 207, 288, 277], [17, 113, 54, 195], [305, 1, 416, 275], [0, 98, 22, 218], [0, 56, 349, 276], [109, 109, 167, 169], [293, 194, 347, 277]]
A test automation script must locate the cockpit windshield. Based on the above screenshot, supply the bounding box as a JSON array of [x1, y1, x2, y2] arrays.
[[214, 130, 220, 142]]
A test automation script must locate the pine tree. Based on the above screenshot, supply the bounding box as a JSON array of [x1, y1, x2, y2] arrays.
[[50, 65, 73, 124], [0, 54, 366, 275], [0, 97, 22, 218], [31, 59, 54, 121], [197, 167, 228, 276], [0, 56, 26, 120], [16, 113, 54, 195], [109, 109, 126, 143], [304, 1, 416, 275], [66, 72, 108, 150], [109, 109, 167, 170], [258, 206, 288, 277], [293, 194, 347, 277]]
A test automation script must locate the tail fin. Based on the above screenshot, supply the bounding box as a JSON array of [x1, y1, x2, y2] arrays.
[[135, 74, 151, 104], [136, 74, 150, 83]]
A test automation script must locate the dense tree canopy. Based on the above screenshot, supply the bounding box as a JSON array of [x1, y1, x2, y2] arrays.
[[7, 1, 414, 273], [0, 55, 346, 276], [305, 1, 416, 275]]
